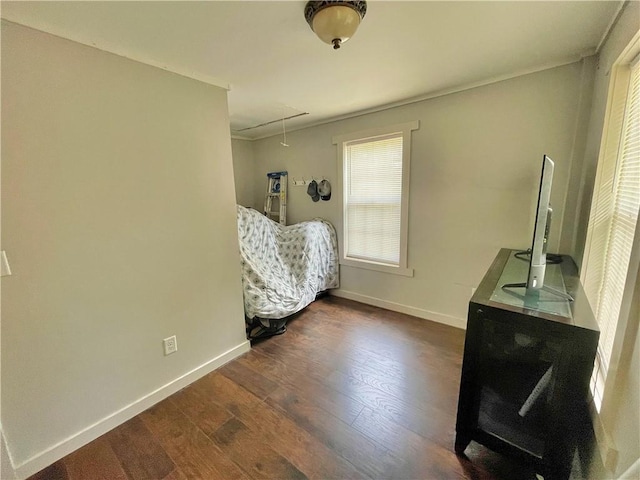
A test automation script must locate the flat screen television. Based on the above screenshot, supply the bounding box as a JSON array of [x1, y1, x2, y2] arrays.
[[528, 155, 554, 290], [503, 155, 573, 301]]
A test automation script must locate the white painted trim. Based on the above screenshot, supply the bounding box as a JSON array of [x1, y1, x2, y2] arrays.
[[333, 121, 419, 277], [331, 120, 420, 146], [1, 428, 17, 480], [330, 289, 466, 330], [339, 259, 414, 277], [620, 457, 640, 479], [231, 134, 255, 141], [589, 400, 619, 473], [13, 340, 251, 479], [581, 32, 640, 470], [595, 0, 628, 54]]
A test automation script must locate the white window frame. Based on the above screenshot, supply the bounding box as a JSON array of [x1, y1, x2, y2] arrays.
[[332, 121, 418, 277], [580, 32, 640, 471]]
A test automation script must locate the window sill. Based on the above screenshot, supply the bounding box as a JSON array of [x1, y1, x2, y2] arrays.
[[340, 258, 414, 277]]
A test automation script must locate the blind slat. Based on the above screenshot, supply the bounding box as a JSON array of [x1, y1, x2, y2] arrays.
[[584, 59, 640, 409], [345, 134, 404, 265]]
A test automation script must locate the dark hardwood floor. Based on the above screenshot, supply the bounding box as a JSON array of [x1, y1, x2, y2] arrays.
[[29, 296, 585, 479]]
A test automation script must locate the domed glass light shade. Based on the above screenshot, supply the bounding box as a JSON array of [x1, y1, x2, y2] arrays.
[[304, 1, 367, 50]]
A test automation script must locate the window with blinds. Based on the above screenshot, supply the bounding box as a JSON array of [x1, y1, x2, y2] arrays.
[[344, 133, 403, 265], [333, 121, 418, 276], [582, 54, 640, 411]]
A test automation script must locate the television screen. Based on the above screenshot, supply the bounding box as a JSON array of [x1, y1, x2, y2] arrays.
[[527, 155, 554, 290], [501, 155, 573, 302]]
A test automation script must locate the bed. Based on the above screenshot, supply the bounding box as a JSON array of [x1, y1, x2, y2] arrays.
[[236, 205, 339, 337]]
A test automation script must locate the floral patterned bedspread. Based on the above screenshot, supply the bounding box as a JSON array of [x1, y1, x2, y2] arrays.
[[237, 205, 339, 320]]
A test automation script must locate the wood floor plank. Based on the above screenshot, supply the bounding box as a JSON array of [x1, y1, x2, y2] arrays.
[[170, 382, 233, 437], [229, 390, 369, 479], [218, 356, 279, 399], [307, 301, 466, 374], [27, 461, 69, 480], [340, 330, 463, 386], [211, 417, 307, 480], [326, 367, 457, 448], [338, 358, 459, 421], [238, 349, 365, 424], [352, 406, 468, 480], [189, 370, 263, 416], [259, 338, 459, 446], [140, 397, 250, 480], [105, 415, 175, 480], [64, 436, 127, 480], [266, 385, 401, 479], [301, 311, 464, 374], [255, 330, 341, 376], [278, 310, 465, 410], [161, 467, 190, 480]]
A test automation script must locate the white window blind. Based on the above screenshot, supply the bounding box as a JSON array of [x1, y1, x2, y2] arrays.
[[583, 56, 640, 409], [344, 133, 403, 266]]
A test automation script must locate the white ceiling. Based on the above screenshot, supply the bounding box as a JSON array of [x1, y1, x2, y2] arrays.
[[1, 1, 623, 140]]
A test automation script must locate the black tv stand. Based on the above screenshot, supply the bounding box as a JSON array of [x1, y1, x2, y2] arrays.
[[455, 249, 598, 480]]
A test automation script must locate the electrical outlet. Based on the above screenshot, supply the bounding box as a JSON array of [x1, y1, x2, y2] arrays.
[[163, 335, 177, 356]]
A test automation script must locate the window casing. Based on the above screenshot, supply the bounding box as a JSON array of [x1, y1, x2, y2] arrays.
[[333, 121, 418, 276], [582, 48, 640, 412]]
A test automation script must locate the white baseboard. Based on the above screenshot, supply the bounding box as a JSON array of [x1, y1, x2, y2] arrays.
[[14, 340, 251, 479], [330, 289, 467, 330], [620, 457, 640, 479], [1, 428, 17, 480], [589, 400, 619, 474]]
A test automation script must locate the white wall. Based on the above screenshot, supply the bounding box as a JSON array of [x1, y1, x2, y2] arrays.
[[1, 21, 248, 477], [579, 2, 640, 477], [252, 62, 589, 326], [231, 138, 257, 208]]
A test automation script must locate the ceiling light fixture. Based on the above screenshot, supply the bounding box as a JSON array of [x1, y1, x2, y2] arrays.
[[304, 1, 367, 50]]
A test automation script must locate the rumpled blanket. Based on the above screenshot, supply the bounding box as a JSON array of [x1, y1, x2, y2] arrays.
[[237, 205, 339, 320]]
